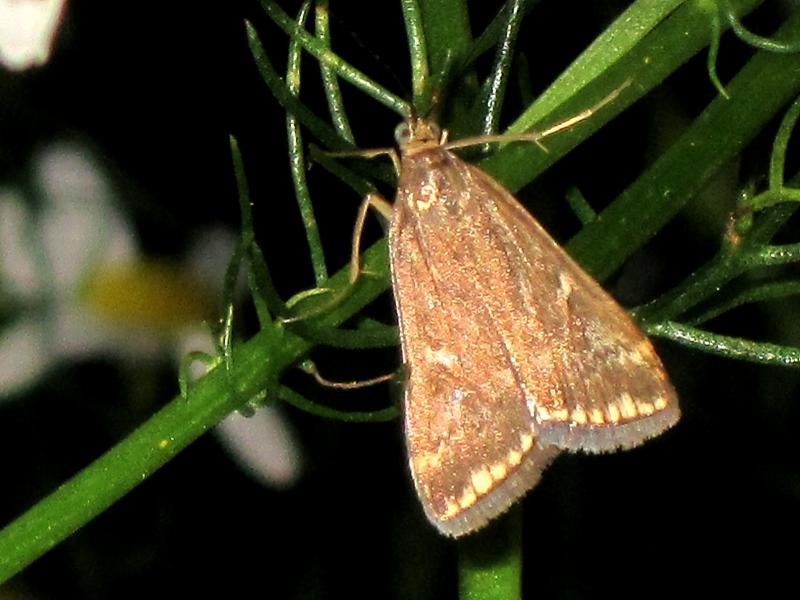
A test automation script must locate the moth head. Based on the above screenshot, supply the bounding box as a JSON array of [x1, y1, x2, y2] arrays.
[[395, 118, 444, 151]]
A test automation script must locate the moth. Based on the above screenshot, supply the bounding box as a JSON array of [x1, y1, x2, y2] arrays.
[[352, 116, 680, 537]]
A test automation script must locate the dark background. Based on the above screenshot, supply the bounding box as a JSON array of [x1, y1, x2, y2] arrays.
[[0, 1, 798, 598]]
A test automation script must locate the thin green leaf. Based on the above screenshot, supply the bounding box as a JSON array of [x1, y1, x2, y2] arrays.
[[289, 320, 398, 349], [287, 1, 329, 285], [720, 0, 800, 52], [401, 0, 431, 111], [307, 144, 381, 197], [277, 384, 399, 422], [246, 21, 353, 151], [706, 4, 731, 98], [475, 0, 526, 138], [769, 94, 800, 191], [257, 0, 411, 116], [565, 6, 800, 280], [230, 135, 284, 323], [687, 279, 800, 325], [565, 186, 597, 226], [315, 0, 355, 143], [463, 0, 539, 69], [416, 0, 473, 84], [505, 0, 689, 136], [648, 320, 800, 367]]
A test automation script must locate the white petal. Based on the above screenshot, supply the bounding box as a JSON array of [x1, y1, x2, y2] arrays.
[[214, 405, 302, 489], [187, 226, 239, 289], [50, 302, 163, 361], [0, 188, 43, 299], [36, 143, 137, 291], [0, 316, 51, 399], [174, 325, 218, 381], [36, 142, 111, 213], [0, 0, 66, 71]]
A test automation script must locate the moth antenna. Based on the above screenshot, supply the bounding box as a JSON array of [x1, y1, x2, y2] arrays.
[[442, 78, 632, 153]]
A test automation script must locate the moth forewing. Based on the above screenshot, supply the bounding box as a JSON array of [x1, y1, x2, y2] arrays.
[[389, 148, 560, 536], [387, 118, 679, 536], [465, 165, 680, 452]]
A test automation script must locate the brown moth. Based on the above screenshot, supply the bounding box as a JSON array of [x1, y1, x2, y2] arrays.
[[380, 118, 680, 537]]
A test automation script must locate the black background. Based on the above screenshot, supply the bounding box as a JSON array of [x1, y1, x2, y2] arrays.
[[1, 1, 798, 598]]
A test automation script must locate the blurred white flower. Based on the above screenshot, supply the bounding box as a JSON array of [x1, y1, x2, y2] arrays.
[[0, 0, 66, 70], [215, 407, 301, 490], [0, 141, 301, 488]]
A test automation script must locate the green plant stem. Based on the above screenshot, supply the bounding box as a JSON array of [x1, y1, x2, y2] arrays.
[[481, 5, 715, 187], [1, 350, 260, 579], [247, 241, 287, 332], [635, 250, 743, 325], [749, 243, 800, 267], [565, 4, 800, 280], [746, 201, 798, 246], [769, 94, 800, 190], [464, 1, 538, 70], [416, 0, 477, 136], [458, 507, 523, 600], [401, 0, 430, 110], [505, 0, 689, 136], [0, 240, 390, 583], [647, 321, 800, 366], [720, 0, 800, 52], [416, 0, 472, 82], [476, 0, 526, 138], [219, 257, 237, 360], [687, 279, 800, 325], [747, 188, 800, 212]]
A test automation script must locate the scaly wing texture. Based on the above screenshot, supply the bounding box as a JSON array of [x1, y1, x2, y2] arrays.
[[391, 148, 558, 536], [389, 147, 678, 536], [465, 162, 679, 450]]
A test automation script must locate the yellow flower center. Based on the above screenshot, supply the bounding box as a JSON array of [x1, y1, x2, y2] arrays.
[[81, 260, 216, 333]]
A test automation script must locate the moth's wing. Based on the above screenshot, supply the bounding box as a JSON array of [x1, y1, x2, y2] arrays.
[[465, 163, 680, 453], [390, 151, 559, 537]]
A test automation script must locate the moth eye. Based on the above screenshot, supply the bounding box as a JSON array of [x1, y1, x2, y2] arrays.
[[394, 122, 412, 144]]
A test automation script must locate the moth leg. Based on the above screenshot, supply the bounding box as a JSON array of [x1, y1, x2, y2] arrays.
[[350, 192, 393, 283], [326, 146, 394, 160], [280, 287, 336, 323], [280, 194, 391, 324], [325, 146, 401, 174], [282, 146, 395, 324], [300, 359, 397, 389]]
